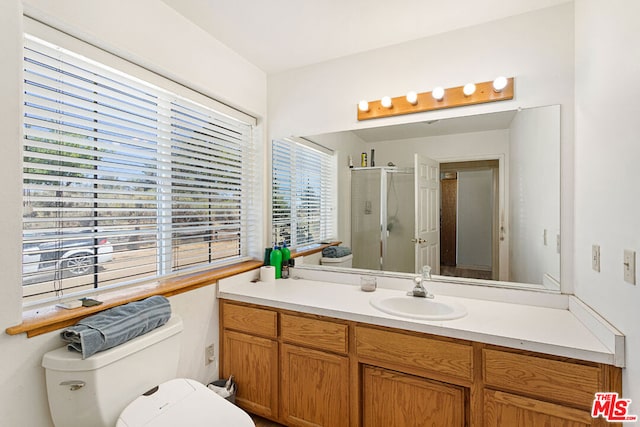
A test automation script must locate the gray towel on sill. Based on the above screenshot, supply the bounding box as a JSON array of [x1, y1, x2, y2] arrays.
[[60, 295, 171, 359], [322, 246, 352, 258]]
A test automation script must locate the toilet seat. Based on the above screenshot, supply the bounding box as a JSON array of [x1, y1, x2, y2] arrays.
[[116, 378, 254, 427]]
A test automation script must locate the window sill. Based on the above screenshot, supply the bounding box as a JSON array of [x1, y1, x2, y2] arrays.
[[5, 259, 263, 338], [290, 241, 341, 259], [6, 241, 342, 339]]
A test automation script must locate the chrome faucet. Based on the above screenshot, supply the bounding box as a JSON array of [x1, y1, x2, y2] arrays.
[[408, 265, 435, 298]]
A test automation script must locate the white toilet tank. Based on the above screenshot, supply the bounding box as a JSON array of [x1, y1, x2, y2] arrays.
[[42, 315, 183, 427]]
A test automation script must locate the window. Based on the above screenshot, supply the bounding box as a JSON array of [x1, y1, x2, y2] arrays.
[[21, 25, 258, 305], [272, 138, 336, 248]]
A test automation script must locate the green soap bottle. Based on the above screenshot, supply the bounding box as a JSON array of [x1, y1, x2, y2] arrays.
[[270, 244, 282, 279], [281, 241, 291, 265]]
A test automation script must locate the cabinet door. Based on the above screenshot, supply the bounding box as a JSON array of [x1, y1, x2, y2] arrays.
[[222, 330, 278, 419], [281, 344, 350, 427], [362, 365, 465, 427], [484, 389, 595, 427]]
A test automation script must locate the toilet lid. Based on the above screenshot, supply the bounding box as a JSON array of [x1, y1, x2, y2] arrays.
[[116, 378, 254, 427]]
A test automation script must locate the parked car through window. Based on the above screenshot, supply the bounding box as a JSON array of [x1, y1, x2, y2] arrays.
[[23, 233, 114, 278]]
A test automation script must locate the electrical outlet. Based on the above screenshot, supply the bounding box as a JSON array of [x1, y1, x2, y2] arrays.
[[592, 245, 600, 272], [205, 344, 215, 365], [624, 249, 636, 285]]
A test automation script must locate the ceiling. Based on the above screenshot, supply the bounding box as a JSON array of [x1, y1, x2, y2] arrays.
[[161, 0, 570, 74]]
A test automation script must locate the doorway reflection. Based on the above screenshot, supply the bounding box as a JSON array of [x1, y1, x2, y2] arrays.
[[440, 160, 498, 280]]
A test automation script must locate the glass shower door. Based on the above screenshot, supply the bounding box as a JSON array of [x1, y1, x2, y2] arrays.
[[351, 169, 382, 270], [382, 170, 415, 273]]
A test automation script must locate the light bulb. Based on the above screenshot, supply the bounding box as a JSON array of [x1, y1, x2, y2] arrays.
[[493, 76, 508, 92], [463, 83, 476, 97], [406, 91, 418, 105], [381, 96, 392, 108], [358, 100, 369, 112], [432, 87, 445, 101]]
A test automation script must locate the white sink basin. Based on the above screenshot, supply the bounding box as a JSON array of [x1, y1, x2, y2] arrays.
[[370, 294, 467, 320]]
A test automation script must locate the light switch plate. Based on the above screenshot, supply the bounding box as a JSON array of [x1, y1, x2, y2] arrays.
[[592, 245, 600, 272], [624, 249, 636, 285]]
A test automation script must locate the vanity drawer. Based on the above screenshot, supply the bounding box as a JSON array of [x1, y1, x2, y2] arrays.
[[355, 326, 473, 381], [222, 302, 278, 338], [482, 348, 602, 408], [281, 313, 348, 354]]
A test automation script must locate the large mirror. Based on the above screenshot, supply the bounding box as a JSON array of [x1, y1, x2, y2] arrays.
[[300, 105, 560, 291]]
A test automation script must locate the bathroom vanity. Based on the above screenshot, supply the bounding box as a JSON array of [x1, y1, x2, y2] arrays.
[[218, 270, 624, 427]]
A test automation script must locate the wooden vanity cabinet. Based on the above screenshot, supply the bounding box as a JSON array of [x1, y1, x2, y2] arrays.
[[220, 300, 622, 427], [220, 301, 351, 426]]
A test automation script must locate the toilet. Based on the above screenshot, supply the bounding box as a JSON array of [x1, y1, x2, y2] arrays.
[[42, 315, 254, 427]]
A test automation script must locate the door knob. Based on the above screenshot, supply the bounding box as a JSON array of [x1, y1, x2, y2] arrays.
[[411, 238, 426, 244]]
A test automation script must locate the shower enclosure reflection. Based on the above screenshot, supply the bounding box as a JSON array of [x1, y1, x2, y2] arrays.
[[351, 167, 415, 273]]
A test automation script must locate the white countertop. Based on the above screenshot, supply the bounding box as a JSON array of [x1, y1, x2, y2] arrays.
[[218, 270, 624, 366]]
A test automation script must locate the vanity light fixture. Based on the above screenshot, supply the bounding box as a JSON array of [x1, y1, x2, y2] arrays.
[[356, 77, 515, 121], [432, 87, 445, 101], [463, 83, 476, 97], [493, 76, 508, 92]]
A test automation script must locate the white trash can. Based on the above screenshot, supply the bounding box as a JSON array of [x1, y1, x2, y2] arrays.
[[320, 254, 353, 268]]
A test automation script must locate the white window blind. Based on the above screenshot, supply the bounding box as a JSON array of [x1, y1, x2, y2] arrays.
[[22, 32, 258, 304], [272, 139, 336, 248]]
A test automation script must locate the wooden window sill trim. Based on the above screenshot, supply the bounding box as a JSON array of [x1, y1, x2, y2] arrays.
[[290, 241, 341, 259], [6, 260, 263, 338]]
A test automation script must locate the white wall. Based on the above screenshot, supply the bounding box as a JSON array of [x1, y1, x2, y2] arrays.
[[509, 105, 561, 284], [268, 2, 576, 290], [574, 0, 640, 399], [268, 4, 574, 138], [366, 130, 510, 168], [23, 0, 267, 118], [0, 1, 267, 426]]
